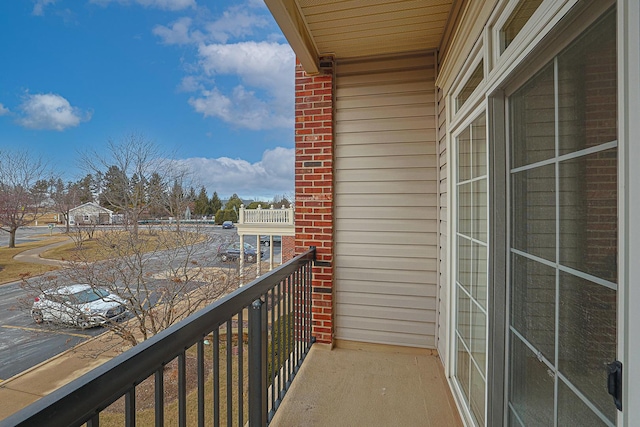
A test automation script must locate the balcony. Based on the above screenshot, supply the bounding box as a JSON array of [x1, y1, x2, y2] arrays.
[[270, 342, 463, 426], [236, 205, 295, 274]]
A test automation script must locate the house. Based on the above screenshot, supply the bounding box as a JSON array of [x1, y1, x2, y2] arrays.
[[263, 0, 637, 425], [68, 202, 113, 226]]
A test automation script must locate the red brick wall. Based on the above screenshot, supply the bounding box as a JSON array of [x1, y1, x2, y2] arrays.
[[281, 235, 295, 263], [294, 57, 334, 345]]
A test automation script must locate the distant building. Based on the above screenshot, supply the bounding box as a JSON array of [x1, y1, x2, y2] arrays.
[[68, 202, 113, 226]]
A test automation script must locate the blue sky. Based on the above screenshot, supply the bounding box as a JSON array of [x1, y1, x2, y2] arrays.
[[0, 0, 295, 200]]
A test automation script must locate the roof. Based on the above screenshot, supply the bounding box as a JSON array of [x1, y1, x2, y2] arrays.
[[69, 202, 113, 214], [265, 0, 459, 73]]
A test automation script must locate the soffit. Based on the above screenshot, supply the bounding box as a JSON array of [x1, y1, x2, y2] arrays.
[[297, 0, 454, 59]]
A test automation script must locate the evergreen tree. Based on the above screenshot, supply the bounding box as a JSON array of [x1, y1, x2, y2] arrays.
[[194, 186, 209, 216], [209, 191, 222, 215]]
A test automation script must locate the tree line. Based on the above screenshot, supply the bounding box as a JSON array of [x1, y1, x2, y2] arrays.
[[0, 134, 291, 248]]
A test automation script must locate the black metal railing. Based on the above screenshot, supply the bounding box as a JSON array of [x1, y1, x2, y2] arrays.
[[1, 248, 316, 427]]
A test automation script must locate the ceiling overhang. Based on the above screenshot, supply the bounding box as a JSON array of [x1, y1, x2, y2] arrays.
[[265, 0, 457, 74]]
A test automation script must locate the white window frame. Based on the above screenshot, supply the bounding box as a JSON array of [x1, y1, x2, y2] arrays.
[[449, 102, 490, 427]]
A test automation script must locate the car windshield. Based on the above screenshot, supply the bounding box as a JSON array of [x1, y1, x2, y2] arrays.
[[70, 288, 111, 304]]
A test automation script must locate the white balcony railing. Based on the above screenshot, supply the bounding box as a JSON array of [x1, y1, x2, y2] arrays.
[[238, 205, 294, 225]]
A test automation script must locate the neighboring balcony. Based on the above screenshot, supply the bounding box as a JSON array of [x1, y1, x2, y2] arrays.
[[237, 205, 295, 274]]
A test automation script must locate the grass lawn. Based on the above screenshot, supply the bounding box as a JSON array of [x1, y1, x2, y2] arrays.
[[0, 236, 68, 285], [41, 230, 206, 262]]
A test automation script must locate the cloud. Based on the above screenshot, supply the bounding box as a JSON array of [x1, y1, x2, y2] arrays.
[[0, 103, 9, 116], [153, 17, 194, 45], [203, 7, 269, 43], [151, 2, 294, 131], [187, 41, 294, 129], [90, 0, 195, 11], [17, 93, 91, 131], [177, 147, 294, 198], [32, 0, 57, 16]]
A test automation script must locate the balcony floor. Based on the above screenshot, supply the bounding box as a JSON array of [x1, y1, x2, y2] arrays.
[[270, 341, 463, 427]]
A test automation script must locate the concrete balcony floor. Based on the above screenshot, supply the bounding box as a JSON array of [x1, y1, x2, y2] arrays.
[[270, 341, 463, 427]]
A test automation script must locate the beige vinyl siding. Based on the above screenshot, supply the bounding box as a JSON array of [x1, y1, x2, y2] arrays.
[[437, 85, 449, 360], [334, 53, 438, 348]]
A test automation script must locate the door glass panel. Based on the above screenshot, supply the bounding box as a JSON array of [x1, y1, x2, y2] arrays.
[[472, 115, 487, 177], [459, 183, 473, 236], [457, 337, 471, 398], [472, 179, 488, 243], [509, 333, 554, 425], [558, 380, 609, 427], [470, 360, 486, 425], [510, 63, 555, 169], [511, 253, 556, 362], [511, 164, 556, 262], [559, 149, 618, 282], [459, 127, 472, 181], [454, 113, 488, 425], [458, 236, 472, 293], [558, 12, 617, 154], [559, 272, 617, 422], [508, 9, 617, 426], [472, 243, 488, 309]]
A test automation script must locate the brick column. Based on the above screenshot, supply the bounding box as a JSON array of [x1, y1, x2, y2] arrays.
[[294, 57, 334, 345]]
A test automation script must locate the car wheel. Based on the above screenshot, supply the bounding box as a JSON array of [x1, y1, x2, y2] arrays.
[[247, 254, 255, 263], [221, 254, 229, 262], [32, 310, 44, 324], [77, 317, 91, 329]]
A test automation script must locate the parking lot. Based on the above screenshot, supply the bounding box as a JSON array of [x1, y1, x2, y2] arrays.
[[0, 225, 281, 381]]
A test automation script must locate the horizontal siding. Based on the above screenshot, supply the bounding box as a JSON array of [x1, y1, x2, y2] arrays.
[[335, 53, 438, 348], [436, 85, 449, 360]]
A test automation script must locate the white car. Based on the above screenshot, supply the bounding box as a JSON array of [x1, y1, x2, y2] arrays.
[[31, 284, 127, 328]]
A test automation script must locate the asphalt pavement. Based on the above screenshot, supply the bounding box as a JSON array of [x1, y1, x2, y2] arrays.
[[0, 225, 280, 383]]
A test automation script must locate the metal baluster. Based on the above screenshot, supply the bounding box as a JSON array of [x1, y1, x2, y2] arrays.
[[237, 310, 244, 426], [197, 340, 205, 427], [125, 388, 135, 427], [178, 352, 186, 427], [213, 328, 220, 427], [155, 368, 164, 427]]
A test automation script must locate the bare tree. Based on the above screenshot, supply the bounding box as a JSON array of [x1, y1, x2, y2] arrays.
[[82, 133, 165, 240], [50, 178, 82, 233], [0, 150, 49, 248], [20, 223, 248, 348]]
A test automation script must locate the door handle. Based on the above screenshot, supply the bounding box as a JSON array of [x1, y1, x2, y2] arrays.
[[607, 360, 622, 411]]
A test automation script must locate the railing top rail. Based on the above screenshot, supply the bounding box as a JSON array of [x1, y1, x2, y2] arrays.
[[1, 247, 316, 427]]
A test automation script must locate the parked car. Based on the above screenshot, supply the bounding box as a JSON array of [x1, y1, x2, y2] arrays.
[[260, 235, 282, 246], [31, 284, 128, 329], [222, 221, 234, 229], [217, 242, 264, 263]]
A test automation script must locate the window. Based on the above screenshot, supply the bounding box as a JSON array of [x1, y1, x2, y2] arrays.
[[454, 112, 488, 426], [501, 0, 544, 52], [456, 61, 484, 112]]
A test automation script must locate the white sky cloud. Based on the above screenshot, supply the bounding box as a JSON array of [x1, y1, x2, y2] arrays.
[[203, 7, 269, 43], [152, 2, 295, 131], [91, 0, 196, 11], [17, 93, 91, 131], [0, 103, 9, 116], [177, 147, 294, 199], [32, 0, 57, 16], [153, 17, 193, 45], [187, 41, 294, 129]]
